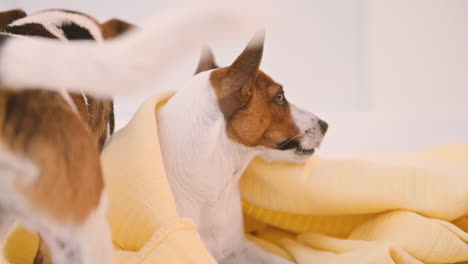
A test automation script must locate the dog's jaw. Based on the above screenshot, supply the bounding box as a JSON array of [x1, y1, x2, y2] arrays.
[[260, 104, 325, 163]]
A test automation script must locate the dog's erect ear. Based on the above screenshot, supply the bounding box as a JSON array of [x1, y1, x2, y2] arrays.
[[195, 46, 218, 75], [101, 18, 134, 39], [0, 9, 27, 29], [226, 30, 264, 96]]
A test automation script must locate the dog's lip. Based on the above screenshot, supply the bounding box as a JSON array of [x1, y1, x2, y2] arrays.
[[277, 139, 316, 156], [295, 147, 315, 156], [277, 139, 300, 151]]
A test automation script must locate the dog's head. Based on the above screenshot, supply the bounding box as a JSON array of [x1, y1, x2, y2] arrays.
[[195, 31, 328, 162]]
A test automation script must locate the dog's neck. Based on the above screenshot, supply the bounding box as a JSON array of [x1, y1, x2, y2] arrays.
[[157, 71, 257, 208]]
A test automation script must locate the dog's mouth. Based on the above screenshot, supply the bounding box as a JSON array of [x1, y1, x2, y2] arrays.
[[277, 139, 315, 156], [294, 147, 315, 156]]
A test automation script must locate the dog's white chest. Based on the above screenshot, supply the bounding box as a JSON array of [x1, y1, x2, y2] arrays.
[[172, 179, 245, 261], [198, 183, 244, 260]]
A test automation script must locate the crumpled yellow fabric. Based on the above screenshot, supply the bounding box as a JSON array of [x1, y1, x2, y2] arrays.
[[241, 144, 468, 264], [1, 92, 216, 264]]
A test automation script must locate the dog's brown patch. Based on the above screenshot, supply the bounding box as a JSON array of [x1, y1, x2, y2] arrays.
[[211, 70, 300, 148], [101, 18, 134, 39], [0, 9, 26, 29], [0, 89, 104, 222], [208, 33, 300, 148]]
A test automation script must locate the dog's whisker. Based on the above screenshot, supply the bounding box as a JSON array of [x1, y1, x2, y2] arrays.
[[279, 132, 304, 149]]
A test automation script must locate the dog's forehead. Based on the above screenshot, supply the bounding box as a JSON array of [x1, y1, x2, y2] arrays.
[[255, 71, 282, 96]]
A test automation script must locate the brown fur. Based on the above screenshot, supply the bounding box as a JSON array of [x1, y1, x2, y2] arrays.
[[101, 18, 134, 39], [0, 89, 103, 222], [207, 35, 301, 148], [0, 9, 26, 29]]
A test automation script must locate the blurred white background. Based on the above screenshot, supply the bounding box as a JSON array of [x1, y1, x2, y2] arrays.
[[1, 0, 467, 156]]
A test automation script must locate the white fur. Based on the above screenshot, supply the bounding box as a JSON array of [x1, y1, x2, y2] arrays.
[[27, 190, 112, 264], [0, 141, 112, 263], [0, 1, 266, 98], [0, 166, 112, 264], [104, 123, 112, 147], [291, 104, 324, 149], [38, 190, 111, 264], [157, 70, 319, 263], [59, 88, 79, 113], [70, 190, 113, 264], [0, 146, 39, 241], [158, 72, 256, 260], [0, 143, 39, 189]]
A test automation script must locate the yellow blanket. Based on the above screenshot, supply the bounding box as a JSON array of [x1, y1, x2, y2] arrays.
[[1, 92, 467, 264], [241, 146, 468, 264]]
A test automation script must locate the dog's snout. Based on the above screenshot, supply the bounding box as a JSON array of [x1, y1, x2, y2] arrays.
[[318, 119, 328, 134]]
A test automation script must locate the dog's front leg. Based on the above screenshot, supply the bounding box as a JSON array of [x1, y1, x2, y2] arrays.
[[222, 239, 294, 264]]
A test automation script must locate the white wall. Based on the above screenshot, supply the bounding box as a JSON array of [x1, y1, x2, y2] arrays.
[[368, 0, 468, 113], [320, 0, 468, 155], [1, 0, 467, 155]]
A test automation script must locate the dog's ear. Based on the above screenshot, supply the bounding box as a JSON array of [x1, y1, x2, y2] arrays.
[[226, 30, 264, 96], [101, 18, 134, 39], [195, 46, 218, 75], [0, 9, 27, 29]]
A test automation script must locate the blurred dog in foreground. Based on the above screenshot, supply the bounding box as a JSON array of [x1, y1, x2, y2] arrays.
[[0, 3, 263, 263], [0, 8, 131, 264]]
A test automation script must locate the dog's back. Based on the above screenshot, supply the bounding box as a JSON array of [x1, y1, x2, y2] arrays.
[[0, 9, 133, 263], [0, 9, 125, 149]]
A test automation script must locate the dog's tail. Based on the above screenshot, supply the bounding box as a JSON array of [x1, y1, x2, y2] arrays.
[[0, 1, 268, 97]]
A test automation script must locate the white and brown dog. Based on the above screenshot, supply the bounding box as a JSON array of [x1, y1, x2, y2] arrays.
[[0, 3, 264, 264], [0, 8, 133, 264], [158, 32, 328, 263]]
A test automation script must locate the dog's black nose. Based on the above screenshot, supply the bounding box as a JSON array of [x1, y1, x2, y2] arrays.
[[318, 119, 328, 134]]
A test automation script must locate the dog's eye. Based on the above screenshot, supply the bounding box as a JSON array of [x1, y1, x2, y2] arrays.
[[274, 92, 285, 105]]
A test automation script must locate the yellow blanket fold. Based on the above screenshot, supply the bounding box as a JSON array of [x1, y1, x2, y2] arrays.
[[241, 145, 468, 264]]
